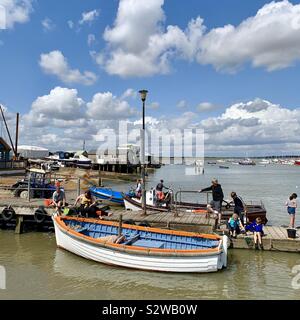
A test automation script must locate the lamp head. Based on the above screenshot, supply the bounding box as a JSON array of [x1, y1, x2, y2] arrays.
[[139, 90, 148, 102]]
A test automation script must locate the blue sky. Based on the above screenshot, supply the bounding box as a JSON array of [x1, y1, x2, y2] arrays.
[[1, 0, 300, 156]]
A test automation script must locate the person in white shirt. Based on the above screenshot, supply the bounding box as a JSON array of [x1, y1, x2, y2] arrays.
[[286, 193, 297, 228]]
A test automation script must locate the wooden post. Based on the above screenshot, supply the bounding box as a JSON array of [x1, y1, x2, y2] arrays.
[[118, 214, 123, 237], [15, 215, 24, 234], [28, 174, 31, 202], [98, 165, 102, 187], [77, 178, 81, 197]]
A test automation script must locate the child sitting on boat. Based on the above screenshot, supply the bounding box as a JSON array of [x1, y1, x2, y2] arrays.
[[245, 217, 264, 250], [227, 213, 245, 238]]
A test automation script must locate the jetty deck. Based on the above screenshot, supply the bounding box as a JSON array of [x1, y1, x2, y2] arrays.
[[228, 226, 300, 252], [0, 195, 300, 252]]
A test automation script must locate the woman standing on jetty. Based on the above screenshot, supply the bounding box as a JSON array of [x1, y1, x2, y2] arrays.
[[286, 193, 297, 228]]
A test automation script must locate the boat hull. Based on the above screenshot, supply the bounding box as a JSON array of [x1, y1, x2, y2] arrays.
[[53, 217, 227, 273], [90, 186, 125, 205]]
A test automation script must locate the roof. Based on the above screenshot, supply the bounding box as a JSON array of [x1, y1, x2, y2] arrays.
[[0, 137, 12, 151], [18, 145, 49, 151]]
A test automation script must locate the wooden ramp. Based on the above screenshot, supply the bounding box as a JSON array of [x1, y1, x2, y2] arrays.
[[229, 226, 300, 252]]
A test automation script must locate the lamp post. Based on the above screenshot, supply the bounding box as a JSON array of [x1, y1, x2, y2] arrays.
[[139, 90, 148, 216]]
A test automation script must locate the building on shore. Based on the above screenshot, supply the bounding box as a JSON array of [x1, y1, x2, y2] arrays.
[[0, 137, 12, 169], [18, 145, 49, 159]]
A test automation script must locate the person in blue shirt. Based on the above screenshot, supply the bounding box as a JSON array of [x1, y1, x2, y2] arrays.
[[227, 213, 245, 238], [246, 217, 264, 250]]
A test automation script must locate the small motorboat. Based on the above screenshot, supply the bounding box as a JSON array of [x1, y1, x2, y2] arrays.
[[239, 159, 256, 166], [294, 160, 300, 166], [53, 215, 228, 273], [219, 166, 229, 169], [90, 186, 129, 205]]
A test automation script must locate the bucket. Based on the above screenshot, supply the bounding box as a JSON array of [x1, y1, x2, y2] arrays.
[[287, 228, 296, 239]]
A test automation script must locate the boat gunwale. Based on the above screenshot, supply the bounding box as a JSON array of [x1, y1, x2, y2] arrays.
[[54, 216, 223, 257]]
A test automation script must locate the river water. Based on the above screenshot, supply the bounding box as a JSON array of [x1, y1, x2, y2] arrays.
[[0, 164, 300, 300]]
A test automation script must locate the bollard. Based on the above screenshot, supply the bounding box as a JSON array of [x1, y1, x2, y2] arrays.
[[77, 178, 81, 197]]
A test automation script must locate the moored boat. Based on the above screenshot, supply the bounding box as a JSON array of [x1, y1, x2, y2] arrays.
[[295, 160, 300, 166], [239, 158, 256, 166], [53, 215, 228, 273], [90, 186, 130, 205], [123, 190, 268, 224]]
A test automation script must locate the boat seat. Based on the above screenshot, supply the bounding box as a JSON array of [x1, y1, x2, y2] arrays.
[[133, 239, 165, 249], [75, 227, 89, 233], [123, 234, 140, 245]]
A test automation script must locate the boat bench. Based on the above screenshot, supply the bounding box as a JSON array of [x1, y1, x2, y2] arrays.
[[123, 234, 140, 245], [133, 239, 165, 249]]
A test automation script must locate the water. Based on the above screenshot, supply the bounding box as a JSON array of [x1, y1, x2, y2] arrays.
[[0, 164, 300, 300]]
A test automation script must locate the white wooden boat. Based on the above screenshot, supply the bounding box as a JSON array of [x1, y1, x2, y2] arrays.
[[53, 215, 228, 273]]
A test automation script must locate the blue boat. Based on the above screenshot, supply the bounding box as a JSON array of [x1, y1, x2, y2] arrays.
[[90, 186, 130, 205]]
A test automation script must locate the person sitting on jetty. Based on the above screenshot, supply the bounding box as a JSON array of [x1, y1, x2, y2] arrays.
[[245, 217, 264, 250], [228, 213, 245, 238], [74, 190, 113, 219], [286, 193, 297, 229], [156, 179, 168, 202], [52, 187, 66, 215], [230, 192, 247, 224], [199, 178, 224, 225], [135, 179, 142, 198]]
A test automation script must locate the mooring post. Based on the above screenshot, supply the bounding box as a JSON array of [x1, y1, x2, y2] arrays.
[[28, 174, 31, 202], [118, 214, 123, 237], [15, 215, 24, 234], [77, 178, 81, 197]]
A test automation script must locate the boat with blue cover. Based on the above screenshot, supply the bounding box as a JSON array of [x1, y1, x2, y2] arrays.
[[90, 186, 131, 205], [53, 215, 228, 273]]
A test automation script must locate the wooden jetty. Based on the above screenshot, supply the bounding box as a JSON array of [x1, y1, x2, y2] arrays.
[[227, 226, 300, 252], [0, 198, 300, 253]]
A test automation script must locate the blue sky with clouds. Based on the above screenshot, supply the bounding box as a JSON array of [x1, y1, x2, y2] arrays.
[[1, 0, 300, 156]]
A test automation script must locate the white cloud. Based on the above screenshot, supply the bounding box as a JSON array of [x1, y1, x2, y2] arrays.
[[25, 87, 85, 126], [87, 33, 96, 46], [79, 9, 100, 25], [86, 92, 138, 120], [42, 17, 55, 32], [98, 0, 300, 77], [99, 0, 204, 77], [197, 102, 219, 112], [197, 0, 300, 72], [0, 0, 32, 29], [39, 50, 97, 85]]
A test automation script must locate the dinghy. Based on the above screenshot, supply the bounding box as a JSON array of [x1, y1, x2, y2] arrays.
[[53, 215, 228, 273], [90, 186, 129, 205]]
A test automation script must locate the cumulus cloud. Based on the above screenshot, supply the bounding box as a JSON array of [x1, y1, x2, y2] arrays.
[[79, 9, 100, 25], [197, 0, 300, 72], [0, 0, 32, 29], [97, 0, 300, 77], [200, 98, 300, 153], [99, 0, 204, 77], [25, 87, 85, 126], [39, 50, 97, 85], [87, 92, 138, 120]]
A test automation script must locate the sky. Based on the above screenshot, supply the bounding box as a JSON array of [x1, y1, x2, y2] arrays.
[[1, 0, 300, 156]]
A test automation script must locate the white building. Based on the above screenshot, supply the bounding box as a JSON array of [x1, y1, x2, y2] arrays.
[[18, 145, 49, 159], [96, 144, 140, 165]]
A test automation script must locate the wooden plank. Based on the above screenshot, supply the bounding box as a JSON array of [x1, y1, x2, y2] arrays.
[[272, 227, 286, 239], [265, 226, 280, 239]]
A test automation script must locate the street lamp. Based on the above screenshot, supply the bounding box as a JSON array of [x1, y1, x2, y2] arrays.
[[139, 90, 148, 216]]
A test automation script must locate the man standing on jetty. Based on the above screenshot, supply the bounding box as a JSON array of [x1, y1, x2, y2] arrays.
[[199, 178, 224, 225]]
